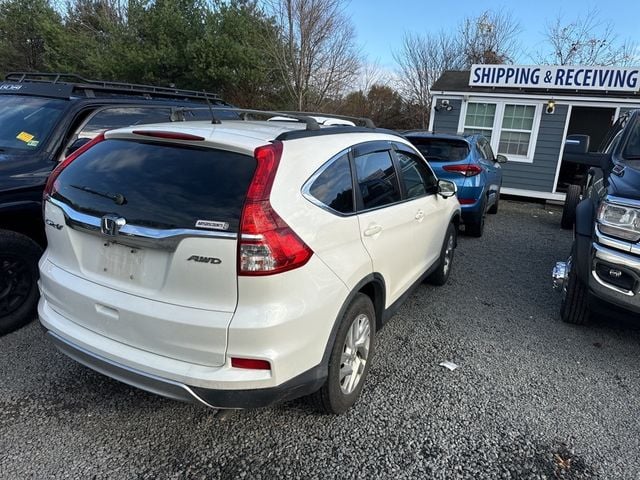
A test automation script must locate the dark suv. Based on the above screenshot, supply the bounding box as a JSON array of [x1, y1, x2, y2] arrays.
[[0, 72, 229, 335], [553, 109, 640, 323]]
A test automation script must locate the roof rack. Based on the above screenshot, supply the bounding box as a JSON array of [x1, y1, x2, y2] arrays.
[[225, 108, 324, 130], [4, 72, 224, 103], [171, 106, 376, 131], [277, 111, 376, 129]]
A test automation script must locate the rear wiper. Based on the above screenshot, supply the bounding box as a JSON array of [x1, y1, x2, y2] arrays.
[[70, 184, 127, 205]]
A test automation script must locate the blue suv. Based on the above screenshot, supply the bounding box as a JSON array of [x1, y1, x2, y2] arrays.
[[404, 132, 507, 237]]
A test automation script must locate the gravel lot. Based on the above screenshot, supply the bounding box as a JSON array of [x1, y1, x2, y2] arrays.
[[2, 199, 640, 479]]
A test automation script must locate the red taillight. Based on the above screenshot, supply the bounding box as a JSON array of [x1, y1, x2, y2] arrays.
[[442, 164, 483, 177], [458, 198, 476, 205], [231, 357, 271, 370], [43, 133, 106, 198], [238, 142, 313, 276], [246, 141, 283, 201], [131, 130, 205, 141]]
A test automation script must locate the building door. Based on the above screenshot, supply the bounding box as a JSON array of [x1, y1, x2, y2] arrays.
[[556, 106, 616, 192]]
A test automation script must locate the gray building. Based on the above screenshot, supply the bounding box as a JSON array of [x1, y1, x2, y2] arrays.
[[429, 66, 640, 200]]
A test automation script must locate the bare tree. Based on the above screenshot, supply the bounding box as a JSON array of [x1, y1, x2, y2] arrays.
[[459, 9, 521, 66], [393, 31, 463, 129], [537, 8, 638, 66], [356, 59, 391, 94], [263, 0, 361, 111]]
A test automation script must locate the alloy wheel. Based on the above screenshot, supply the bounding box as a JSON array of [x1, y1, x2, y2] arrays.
[[339, 313, 371, 395], [443, 234, 454, 276]]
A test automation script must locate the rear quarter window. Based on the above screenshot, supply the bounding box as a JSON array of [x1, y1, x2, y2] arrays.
[[306, 153, 354, 214], [52, 139, 256, 232]]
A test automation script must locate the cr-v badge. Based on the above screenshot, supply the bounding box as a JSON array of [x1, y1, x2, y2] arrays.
[[45, 219, 63, 230], [101, 214, 126, 236]]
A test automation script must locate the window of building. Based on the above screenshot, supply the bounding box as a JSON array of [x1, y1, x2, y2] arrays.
[[463, 103, 496, 141], [498, 104, 536, 157]]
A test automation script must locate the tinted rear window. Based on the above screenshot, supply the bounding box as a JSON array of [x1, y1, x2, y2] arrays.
[[53, 139, 256, 232], [406, 137, 470, 162]]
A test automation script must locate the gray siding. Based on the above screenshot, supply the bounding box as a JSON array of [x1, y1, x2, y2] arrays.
[[501, 104, 568, 193], [432, 99, 462, 134]]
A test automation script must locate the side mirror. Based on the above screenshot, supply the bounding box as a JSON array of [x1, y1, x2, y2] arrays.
[[564, 134, 590, 155], [580, 152, 612, 169], [496, 154, 508, 164], [65, 137, 91, 157], [438, 179, 457, 198]]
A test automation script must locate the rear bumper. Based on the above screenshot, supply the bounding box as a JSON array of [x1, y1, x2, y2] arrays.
[[456, 184, 485, 216], [45, 327, 325, 409], [38, 252, 346, 407]]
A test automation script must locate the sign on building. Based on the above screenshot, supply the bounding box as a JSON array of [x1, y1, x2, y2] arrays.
[[469, 65, 640, 92]]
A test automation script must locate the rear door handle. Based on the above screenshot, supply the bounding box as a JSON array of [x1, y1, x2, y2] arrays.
[[363, 225, 382, 237]]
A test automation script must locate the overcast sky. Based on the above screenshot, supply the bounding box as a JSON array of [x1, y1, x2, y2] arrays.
[[344, 0, 640, 69]]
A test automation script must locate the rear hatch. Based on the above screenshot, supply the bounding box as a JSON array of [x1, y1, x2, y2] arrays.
[[407, 136, 473, 186], [42, 136, 256, 366]]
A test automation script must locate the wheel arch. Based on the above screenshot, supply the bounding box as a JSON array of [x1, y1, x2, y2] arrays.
[[0, 203, 46, 247], [318, 273, 386, 377]]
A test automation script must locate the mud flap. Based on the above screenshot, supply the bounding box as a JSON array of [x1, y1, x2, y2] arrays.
[[573, 198, 596, 285]]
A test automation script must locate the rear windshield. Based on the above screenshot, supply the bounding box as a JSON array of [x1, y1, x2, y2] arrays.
[[406, 137, 470, 162], [0, 95, 67, 152], [52, 139, 256, 232]]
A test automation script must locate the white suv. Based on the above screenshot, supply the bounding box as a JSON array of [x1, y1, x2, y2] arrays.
[[38, 115, 460, 414]]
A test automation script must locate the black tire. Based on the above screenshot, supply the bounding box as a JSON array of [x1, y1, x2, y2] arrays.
[[311, 293, 376, 414], [428, 223, 456, 286], [561, 184, 581, 230], [560, 264, 590, 325], [487, 191, 500, 214], [0, 230, 43, 336], [465, 200, 486, 237]]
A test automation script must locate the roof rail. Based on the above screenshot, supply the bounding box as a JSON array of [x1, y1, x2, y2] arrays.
[[4, 72, 224, 103], [170, 106, 376, 131], [278, 111, 376, 128], [171, 107, 322, 130]]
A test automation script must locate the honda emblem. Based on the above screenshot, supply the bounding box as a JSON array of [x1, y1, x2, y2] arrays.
[[101, 214, 126, 236]]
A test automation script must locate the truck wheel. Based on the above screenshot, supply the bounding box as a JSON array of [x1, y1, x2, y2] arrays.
[[0, 231, 42, 335], [428, 223, 456, 286], [561, 185, 581, 230], [560, 265, 590, 325], [311, 293, 375, 414]]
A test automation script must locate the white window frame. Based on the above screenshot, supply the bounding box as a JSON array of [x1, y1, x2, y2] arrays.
[[458, 100, 543, 164], [460, 101, 498, 142]]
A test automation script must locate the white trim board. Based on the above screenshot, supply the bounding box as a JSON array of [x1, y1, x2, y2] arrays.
[[433, 90, 640, 106], [551, 104, 573, 193], [502, 187, 566, 201]]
